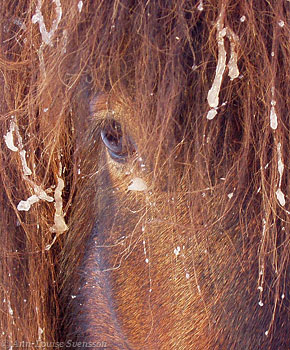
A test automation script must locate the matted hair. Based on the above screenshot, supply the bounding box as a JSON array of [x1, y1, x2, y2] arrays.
[[0, 0, 289, 348]]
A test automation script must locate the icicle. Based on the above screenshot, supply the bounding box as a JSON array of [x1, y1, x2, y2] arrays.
[[270, 88, 278, 130], [276, 142, 286, 206], [4, 119, 18, 151], [206, 108, 218, 120], [276, 189, 285, 206], [270, 104, 278, 130], [61, 29, 68, 54], [4, 117, 32, 176], [277, 143, 284, 186], [32, 0, 62, 47], [206, 8, 239, 120], [207, 13, 227, 110], [19, 150, 32, 176], [227, 29, 239, 80], [50, 177, 68, 233]]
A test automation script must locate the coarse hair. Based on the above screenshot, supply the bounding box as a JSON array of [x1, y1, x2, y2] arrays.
[[0, 0, 289, 348]]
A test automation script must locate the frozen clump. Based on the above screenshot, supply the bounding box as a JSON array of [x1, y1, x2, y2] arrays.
[[128, 177, 148, 192]]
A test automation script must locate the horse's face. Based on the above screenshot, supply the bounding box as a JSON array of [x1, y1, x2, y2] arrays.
[[66, 92, 284, 350], [1, 1, 290, 349]]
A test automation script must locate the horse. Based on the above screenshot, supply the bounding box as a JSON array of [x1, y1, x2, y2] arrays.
[[0, 0, 290, 349]]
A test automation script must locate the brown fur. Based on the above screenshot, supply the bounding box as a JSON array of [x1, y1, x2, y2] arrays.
[[0, 1, 290, 349]]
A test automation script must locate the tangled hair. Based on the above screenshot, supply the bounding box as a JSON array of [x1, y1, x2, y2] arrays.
[[0, 0, 290, 349]]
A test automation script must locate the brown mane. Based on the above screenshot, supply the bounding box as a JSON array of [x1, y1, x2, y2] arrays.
[[0, 0, 290, 348]]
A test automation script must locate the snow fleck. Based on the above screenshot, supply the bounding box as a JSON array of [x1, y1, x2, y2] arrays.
[[228, 192, 233, 199], [258, 300, 264, 307], [175, 36, 180, 40], [185, 272, 190, 279], [8, 300, 13, 316], [240, 16, 246, 22], [43, 108, 49, 112], [265, 330, 269, 336], [78, 1, 83, 12], [281, 293, 285, 299], [128, 177, 148, 192], [13, 18, 27, 30], [278, 20, 285, 27], [145, 258, 149, 264], [71, 295, 76, 299], [197, 0, 203, 11], [174, 246, 181, 256], [38, 327, 44, 340], [258, 286, 263, 291], [271, 51, 275, 57]]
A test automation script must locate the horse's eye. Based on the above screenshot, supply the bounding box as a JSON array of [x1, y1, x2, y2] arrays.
[[101, 119, 135, 163]]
